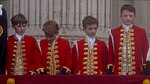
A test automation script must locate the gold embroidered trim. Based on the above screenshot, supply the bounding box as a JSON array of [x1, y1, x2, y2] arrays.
[[0, 25, 3, 37]]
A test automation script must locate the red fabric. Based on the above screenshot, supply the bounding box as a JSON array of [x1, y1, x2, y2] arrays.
[[72, 39, 108, 75], [108, 25, 149, 75], [0, 75, 148, 84], [7, 35, 43, 74], [40, 37, 72, 74]]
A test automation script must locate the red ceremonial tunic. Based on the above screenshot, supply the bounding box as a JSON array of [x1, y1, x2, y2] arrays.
[[108, 25, 149, 75], [72, 38, 108, 75], [6, 35, 43, 75], [40, 37, 72, 75]]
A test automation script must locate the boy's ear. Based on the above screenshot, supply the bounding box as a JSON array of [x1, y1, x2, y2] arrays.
[[81, 27, 84, 31], [133, 15, 136, 19], [42, 28, 44, 31], [120, 14, 122, 18], [56, 31, 59, 34]]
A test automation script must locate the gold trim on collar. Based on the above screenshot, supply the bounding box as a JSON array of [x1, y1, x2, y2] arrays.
[[120, 29, 124, 32], [84, 43, 88, 46]]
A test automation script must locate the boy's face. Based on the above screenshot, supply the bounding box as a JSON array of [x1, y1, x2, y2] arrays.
[[120, 10, 135, 26], [45, 32, 58, 43], [14, 23, 27, 35], [83, 24, 98, 38]]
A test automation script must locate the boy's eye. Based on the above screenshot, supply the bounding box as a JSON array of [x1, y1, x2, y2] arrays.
[[129, 15, 133, 17], [123, 15, 128, 17], [16, 24, 27, 27], [88, 28, 93, 30], [16, 25, 26, 27], [88, 28, 98, 30]]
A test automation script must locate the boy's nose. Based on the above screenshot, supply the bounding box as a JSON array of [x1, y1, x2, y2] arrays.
[[20, 26, 24, 29], [127, 16, 130, 19]]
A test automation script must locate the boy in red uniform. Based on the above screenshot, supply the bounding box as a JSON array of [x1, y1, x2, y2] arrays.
[[107, 4, 149, 75], [72, 16, 108, 75], [6, 13, 44, 75], [40, 20, 72, 75]]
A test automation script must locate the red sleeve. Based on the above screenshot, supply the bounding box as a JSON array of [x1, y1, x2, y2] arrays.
[[71, 43, 78, 73], [102, 42, 108, 71], [30, 38, 43, 72], [142, 29, 149, 64], [64, 40, 72, 70], [108, 35, 114, 66]]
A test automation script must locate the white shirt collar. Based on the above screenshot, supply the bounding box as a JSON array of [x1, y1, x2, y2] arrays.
[[122, 23, 133, 32], [86, 35, 96, 49], [15, 33, 24, 42], [51, 35, 58, 49]]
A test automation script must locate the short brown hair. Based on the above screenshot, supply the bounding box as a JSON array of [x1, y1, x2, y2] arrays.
[[121, 4, 136, 15], [11, 13, 27, 26], [82, 16, 98, 29], [42, 20, 59, 36]]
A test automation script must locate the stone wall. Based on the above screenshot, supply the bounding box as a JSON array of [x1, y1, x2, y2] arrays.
[[1, 0, 150, 46]]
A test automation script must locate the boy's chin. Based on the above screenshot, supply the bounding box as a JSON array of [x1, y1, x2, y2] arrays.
[[88, 35, 95, 38], [124, 22, 133, 26], [17, 33, 25, 36]]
